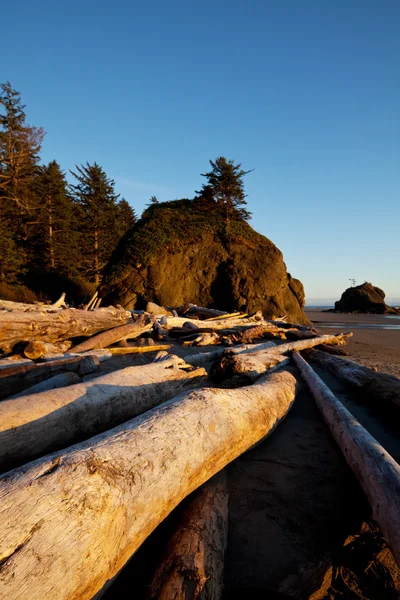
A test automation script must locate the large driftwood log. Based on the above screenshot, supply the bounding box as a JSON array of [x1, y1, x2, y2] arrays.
[[69, 315, 153, 353], [148, 472, 228, 600], [293, 352, 400, 567], [0, 292, 66, 312], [0, 369, 299, 600], [23, 340, 72, 359], [185, 342, 276, 367], [306, 349, 400, 410], [0, 355, 99, 399], [159, 315, 266, 332], [0, 306, 129, 353], [10, 372, 81, 399], [177, 304, 228, 318], [211, 333, 352, 383], [0, 356, 206, 471], [315, 343, 349, 356]]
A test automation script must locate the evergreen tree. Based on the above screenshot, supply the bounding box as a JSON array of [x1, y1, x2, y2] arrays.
[[115, 198, 136, 239], [70, 163, 121, 285], [0, 216, 25, 283], [196, 157, 252, 221], [0, 82, 44, 214], [28, 161, 78, 274]]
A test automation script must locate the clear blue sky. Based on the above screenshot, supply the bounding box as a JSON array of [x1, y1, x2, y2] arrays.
[[3, 0, 399, 301]]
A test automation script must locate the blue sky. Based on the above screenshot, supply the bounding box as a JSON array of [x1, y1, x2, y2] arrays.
[[2, 0, 399, 300]]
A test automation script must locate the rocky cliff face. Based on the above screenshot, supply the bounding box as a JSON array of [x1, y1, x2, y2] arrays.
[[100, 199, 309, 324], [335, 282, 399, 314]]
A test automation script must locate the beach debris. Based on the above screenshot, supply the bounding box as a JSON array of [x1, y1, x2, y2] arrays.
[[148, 472, 228, 600], [0, 356, 206, 472], [293, 351, 400, 568], [305, 349, 400, 411], [0, 369, 299, 600], [0, 354, 99, 399]]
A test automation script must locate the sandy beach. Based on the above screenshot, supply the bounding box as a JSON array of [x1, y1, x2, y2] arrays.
[[305, 309, 400, 377]]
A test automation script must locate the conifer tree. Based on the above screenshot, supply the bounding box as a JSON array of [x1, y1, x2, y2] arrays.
[[115, 198, 136, 239], [70, 163, 121, 285], [0, 82, 44, 214], [197, 157, 252, 221], [28, 161, 78, 274]]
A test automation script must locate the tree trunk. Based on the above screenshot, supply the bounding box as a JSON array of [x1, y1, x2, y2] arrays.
[[211, 334, 352, 383], [69, 315, 153, 353], [148, 472, 228, 600], [292, 352, 400, 567], [305, 349, 400, 410], [0, 306, 129, 353], [0, 369, 299, 600], [0, 356, 206, 471], [0, 355, 99, 400]]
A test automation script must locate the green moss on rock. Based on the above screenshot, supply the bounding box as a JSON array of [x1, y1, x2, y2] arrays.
[[100, 199, 309, 324]]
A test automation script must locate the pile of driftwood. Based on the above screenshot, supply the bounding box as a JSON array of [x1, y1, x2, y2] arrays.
[[0, 296, 399, 599]]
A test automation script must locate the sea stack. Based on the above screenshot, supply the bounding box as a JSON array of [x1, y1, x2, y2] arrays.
[[100, 199, 309, 324]]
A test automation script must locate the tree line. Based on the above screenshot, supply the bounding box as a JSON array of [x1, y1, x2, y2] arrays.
[[0, 81, 251, 301]]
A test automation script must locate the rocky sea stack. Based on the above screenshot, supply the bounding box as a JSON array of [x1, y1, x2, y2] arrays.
[[334, 282, 399, 314], [100, 199, 309, 324]]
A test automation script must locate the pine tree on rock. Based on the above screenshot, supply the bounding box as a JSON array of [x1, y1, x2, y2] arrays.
[[115, 198, 136, 239], [197, 157, 252, 221], [70, 163, 122, 286]]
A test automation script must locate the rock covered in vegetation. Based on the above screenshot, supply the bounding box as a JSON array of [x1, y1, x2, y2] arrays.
[[100, 199, 309, 324], [334, 282, 399, 314]]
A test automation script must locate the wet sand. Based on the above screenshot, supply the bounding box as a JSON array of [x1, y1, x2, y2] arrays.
[[305, 309, 400, 377]]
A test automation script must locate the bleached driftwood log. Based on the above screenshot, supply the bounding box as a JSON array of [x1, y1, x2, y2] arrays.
[[109, 345, 171, 355], [69, 315, 153, 353], [0, 368, 299, 600], [177, 304, 228, 318], [0, 306, 129, 353], [211, 333, 352, 383], [0, 292, 66, 312], [84, 290, 98, 311], [293, 352, 400, 567], [306, 349, 400, 410], [315, 343, 349, 356], [0, 356, 206, 471], [9, 372, 81, 399], [159, 315, 267, 331], [185, 342, 276, 367], [23, 340, 72, 359], [0, 355, 98, 399], [148, 472, 228, 600]]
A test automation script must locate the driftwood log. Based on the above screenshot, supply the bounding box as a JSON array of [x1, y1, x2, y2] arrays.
[[23, 340, 72, 359], [0, 355, 99, 399], [148, 472, 228, 600], [306, 349, 400, 411], [109, 345, 171, 355], [69, 315, 153, 353], [0, 368, 299, 600], [211, 333, 352, 383], [0, 306, 129, 353], [293, 352, 400, 567], [0, 292, 66, 312], [185, 342, 276, 367], [9, 372, 81, 399], [0, 356, 206, 472], [315, 343, 349, 356]]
